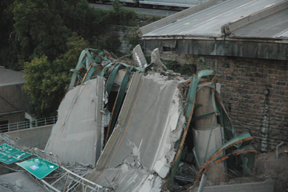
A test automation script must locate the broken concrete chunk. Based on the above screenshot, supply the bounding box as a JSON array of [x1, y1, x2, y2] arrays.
[[87, 73, 184, 191], [153, 159, 170, 178], [132, 44, 147, 68], [0, 172, 46, 192], [136, 174, 162, 192], [45, 77, 105, 167], [151, 48, 167, 71]]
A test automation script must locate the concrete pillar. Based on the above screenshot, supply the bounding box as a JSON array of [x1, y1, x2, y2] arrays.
[[193, 85, 226, 184]]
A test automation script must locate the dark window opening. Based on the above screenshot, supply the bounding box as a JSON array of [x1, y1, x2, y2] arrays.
[[163, 46, 176, 52], [0, 120, 9, 132], [104, 90, 127, 147]]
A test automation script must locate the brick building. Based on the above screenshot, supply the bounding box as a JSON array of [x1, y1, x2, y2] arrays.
[[0, 67, 32, 131], [140, 0, 288, 151]]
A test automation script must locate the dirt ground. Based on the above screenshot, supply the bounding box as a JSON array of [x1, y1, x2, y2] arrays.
[[254, 146, 288, 192]]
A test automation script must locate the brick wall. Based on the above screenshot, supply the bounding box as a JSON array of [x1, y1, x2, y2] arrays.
[[160, 52, 288, 151]]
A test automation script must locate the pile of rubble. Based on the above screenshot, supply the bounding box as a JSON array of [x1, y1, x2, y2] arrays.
[[0, 45, 260, 192], [43, 45, 256, 191]]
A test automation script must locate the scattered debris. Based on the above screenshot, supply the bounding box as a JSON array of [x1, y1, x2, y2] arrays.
[[0, 172, 46, 192], [151, 48, 167, 71]]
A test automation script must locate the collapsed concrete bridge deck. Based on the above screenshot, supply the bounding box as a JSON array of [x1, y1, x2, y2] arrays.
[[0, 45, 266, 191]]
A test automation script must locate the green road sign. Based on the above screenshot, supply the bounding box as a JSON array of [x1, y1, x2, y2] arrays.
[[0, 144, 32, 164], [17, 157, 59, 180]]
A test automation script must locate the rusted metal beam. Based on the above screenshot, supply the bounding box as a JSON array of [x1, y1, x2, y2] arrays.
[[203, 148, 256, 174], [196, 133, 253, 182]]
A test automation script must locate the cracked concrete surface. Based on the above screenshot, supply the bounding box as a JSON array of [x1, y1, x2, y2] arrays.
[[87, 73, 185, 191]]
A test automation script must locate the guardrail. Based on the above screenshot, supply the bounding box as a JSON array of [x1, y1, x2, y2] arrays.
[[0, 116, 57, 133]]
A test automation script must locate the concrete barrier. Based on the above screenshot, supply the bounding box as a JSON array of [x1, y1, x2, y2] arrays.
[[139, 0, 221, 35], [223, 1, 288, 35], [3, 125, 53, 150]]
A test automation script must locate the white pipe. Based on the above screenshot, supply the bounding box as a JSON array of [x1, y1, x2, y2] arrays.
[[276, 141, 284, 159], [40, 179, 61, 192], [61, 166, 103, 188], [198, 173, 208, 192]]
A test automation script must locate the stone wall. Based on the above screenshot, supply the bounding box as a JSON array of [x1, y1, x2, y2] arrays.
[[160, 52, 288, 151]]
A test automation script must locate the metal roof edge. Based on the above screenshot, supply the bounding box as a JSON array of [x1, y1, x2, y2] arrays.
[[0, 81, 25, 87]]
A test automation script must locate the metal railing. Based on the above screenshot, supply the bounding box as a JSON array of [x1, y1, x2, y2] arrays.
[[0, 116, 57, 133], [40, 166, 109, 192]]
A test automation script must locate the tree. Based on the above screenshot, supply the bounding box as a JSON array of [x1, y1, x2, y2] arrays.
[[13, 0, 71, 63], [24, 34, 89, 116], [108, 1, 137, 26], [0, 0, 21, 69], [9, 0, 139, 116]]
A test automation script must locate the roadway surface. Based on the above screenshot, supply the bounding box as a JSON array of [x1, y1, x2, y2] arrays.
[[89, 3, 178, 16], [143, 0, 284, 37]]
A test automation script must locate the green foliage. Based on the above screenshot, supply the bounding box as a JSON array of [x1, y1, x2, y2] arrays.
[[0, 0, 20, 70], [103, 32, 122, 54], [2, 0, 139, 116], [1, 0, 138, 69], [24, 34, 89, 116], [59, 0, 110, 43], [13, 0, 71, 61], [108, 1, 138, 26], [165, 60, 196, 76], [198, 57, 208, 70], [124, 27, 141, 52]]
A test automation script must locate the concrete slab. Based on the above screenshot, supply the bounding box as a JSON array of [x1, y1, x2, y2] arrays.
[[277, 30, 288, 38], [0, 172, 46, 192], [234, 8, 288, 38], [225, 1, 288, 35], [141, 0, 288, 60], [190, 178, 274, 192], [139, 0, 223, 35], [4, 125, 52, 150], [45, 77, 105, 167], [132, 44, 147, 68], [87, 73, 185, 191], [142, 0, 284, 37]]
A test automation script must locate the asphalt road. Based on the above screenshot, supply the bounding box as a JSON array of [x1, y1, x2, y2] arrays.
[[89, 3, 177, 16], [143, 0, 284, 37]]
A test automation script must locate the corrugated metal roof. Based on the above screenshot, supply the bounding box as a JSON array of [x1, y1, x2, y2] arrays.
[[0, 67, 26, 87], [142, 0, 287, 39]]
